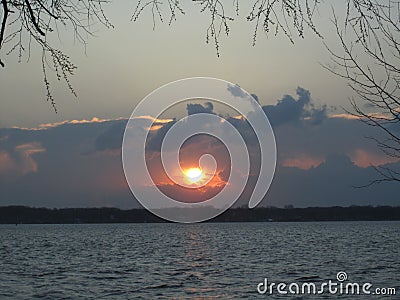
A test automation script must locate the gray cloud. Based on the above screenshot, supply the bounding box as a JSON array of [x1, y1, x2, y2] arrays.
[[263, 154, 400, 207], [227, 84, 246, 98], [187, 102, 214, 115], [95, 120, 127, 151], [262, 87, 327, 127], [146, 120, 176, 152], [251, 94, 259, 103], [0, 88, 399, 209]]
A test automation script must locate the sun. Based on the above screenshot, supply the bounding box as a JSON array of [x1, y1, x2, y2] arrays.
[[184, 167, 203, 183]]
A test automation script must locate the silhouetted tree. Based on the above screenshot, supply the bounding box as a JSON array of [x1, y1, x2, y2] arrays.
[[325, 1, 400, 184], [132, 0, 322, 56], [1, 1, 325, 110], [0, 0, 113, 111]]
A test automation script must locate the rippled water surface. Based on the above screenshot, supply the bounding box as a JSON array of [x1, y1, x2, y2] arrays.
[[0, 222, 399, 299]]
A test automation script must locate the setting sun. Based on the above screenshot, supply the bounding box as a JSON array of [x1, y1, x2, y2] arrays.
[[184, 167, 203, 183]]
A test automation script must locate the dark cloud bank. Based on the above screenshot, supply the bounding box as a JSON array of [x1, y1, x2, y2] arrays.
[[1, 87, 399, 208]]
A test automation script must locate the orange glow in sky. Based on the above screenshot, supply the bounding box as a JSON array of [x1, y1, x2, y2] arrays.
[[184, 167, 203, 183]]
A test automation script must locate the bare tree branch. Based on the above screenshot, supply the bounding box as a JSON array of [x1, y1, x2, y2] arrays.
[[132, 0, 323, 57], [325, 0, 400, 185], [0, 0, 113, 111], [24, 0, 45, 36], [0, 0, 9, 67]]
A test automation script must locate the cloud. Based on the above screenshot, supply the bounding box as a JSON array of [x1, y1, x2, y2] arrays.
[[10, 117, 120, 131], [350, 149, 400, 168], [309, 104, 327, 125], [187, 102, 214, 115], [145, 120, 176, 152], [227, 83, 247, 98], [145, 102, 215, 152], [14, 143, 46, 173], [274, 116, 400, 169], [95, 120, 127, 151], [0, 151, 15, 175], [0, 121, 135, 208], [251, 94, 259, 103], [281, 154, 325, 170], [262, 87, 327, 126], [329, 113, 361, 120], [1, 87, 400, 209], [129, 115, 175, 124], [0, 142, 45, 180]]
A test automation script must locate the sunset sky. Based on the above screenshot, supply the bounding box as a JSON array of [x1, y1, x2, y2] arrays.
[[0, 2, 399, 209], [0, 1, 352, 128]]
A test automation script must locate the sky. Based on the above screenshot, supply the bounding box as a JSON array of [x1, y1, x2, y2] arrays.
[[0, 1, 399, 209], [0, 1, 351, 128], [1, 87, 399, 208]]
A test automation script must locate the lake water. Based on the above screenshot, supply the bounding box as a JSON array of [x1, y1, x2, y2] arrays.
[[0, 222, 399, 299]]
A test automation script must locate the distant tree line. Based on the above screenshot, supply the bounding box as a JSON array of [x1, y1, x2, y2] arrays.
[[1, 205, 399, 224]]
